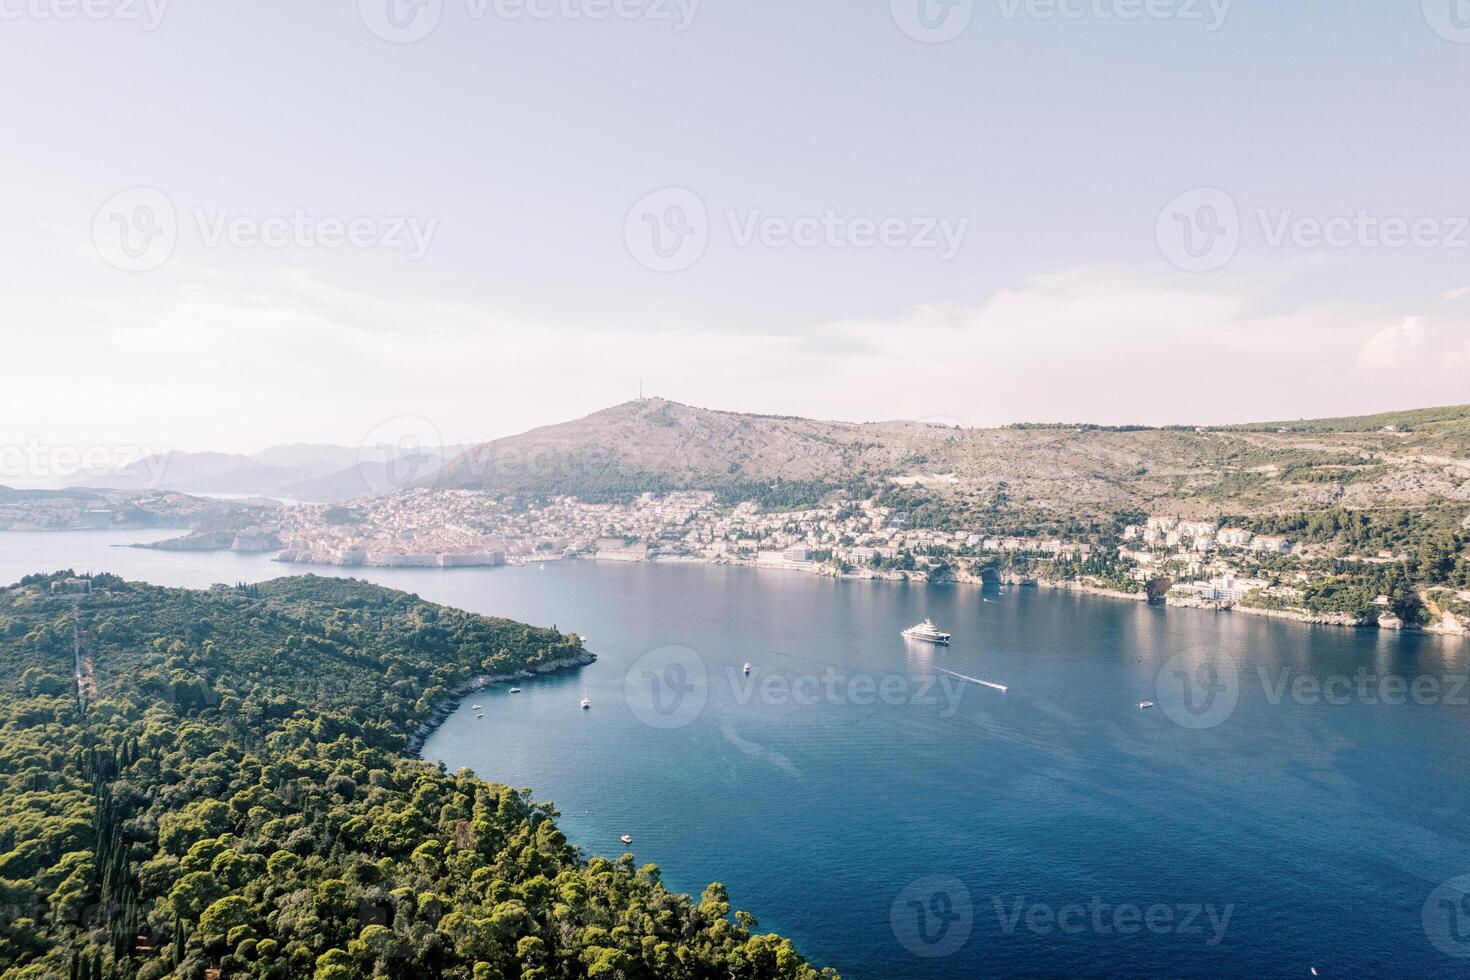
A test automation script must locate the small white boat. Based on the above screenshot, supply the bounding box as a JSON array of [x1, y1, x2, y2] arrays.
[[620, 834, 633, 845], [1138, 700, 1155, 709], [581, 685, 591, 710], [471, 704, 482, 710], [743, 662, 752, 675], [476, 713, 484, 719], [902, 619, 951, 644], [509, 687, 523, 694]]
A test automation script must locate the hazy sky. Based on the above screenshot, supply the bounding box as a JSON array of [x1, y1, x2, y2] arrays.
[[3, 0, 1470, 473]]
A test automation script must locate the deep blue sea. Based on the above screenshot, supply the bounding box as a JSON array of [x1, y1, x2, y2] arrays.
[[6, 530, 1470, 978]]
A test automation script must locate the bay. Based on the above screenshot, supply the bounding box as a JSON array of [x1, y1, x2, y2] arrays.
[[4, 530, 1470, 977]]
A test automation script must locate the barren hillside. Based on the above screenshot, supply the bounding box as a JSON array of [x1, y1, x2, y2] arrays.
[[432, 399, 1470, 519]]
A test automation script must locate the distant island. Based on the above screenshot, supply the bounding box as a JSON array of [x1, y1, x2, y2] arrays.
[[0, 571, 835, 980], [8, 398, 1469, 636]]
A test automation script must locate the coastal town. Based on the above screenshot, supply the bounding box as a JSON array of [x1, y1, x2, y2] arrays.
[[5, 470, 1463, 635], [266, 488, 1470, 635]]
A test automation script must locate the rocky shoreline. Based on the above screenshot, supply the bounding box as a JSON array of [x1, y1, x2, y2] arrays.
[[407, 650, 597, 756], [1035, 578, 1150, 603]]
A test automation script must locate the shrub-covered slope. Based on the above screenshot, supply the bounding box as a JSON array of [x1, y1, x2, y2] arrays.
[[0, 572, 835, 980]]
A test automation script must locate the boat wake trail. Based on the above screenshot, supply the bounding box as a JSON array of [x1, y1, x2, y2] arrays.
[[934, 666, 1008, 693]]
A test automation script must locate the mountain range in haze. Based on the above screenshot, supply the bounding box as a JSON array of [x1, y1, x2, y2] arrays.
[[62, 443, 468, 502]]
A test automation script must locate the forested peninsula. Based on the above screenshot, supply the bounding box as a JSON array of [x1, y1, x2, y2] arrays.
[[0, 572, 835, 980]]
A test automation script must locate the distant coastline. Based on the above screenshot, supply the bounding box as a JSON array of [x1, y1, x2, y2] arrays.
[[277, 546, 1470, 641]]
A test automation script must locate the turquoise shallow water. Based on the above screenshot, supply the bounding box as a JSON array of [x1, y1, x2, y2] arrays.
[[5, 532, 1470, 977]]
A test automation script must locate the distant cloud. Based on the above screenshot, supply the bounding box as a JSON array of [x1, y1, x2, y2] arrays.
[[1352, 316, 1470, 384], [1354, 317, 1432, 371], [1444, 286, 1470, 301], [820, 263, 1402, 427], [6, 253, 1470, 451]]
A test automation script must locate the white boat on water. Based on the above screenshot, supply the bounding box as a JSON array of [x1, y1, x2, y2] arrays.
[[621, 834, 633, 844], [743, 662, 752, 675], [581, 685, 591, 710], [902, 619, 951, 644]]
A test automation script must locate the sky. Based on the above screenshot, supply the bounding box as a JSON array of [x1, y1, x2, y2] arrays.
[[3, 0, 1470, 479]]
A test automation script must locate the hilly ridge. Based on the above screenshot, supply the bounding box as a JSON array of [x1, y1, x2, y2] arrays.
[[432, 399, 1470, 519]]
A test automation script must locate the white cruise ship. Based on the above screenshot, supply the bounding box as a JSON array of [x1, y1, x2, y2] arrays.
[[902, 619, 951, 644]]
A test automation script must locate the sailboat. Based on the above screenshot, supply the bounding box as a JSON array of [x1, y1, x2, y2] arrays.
[[580, 684, 591, 710]]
